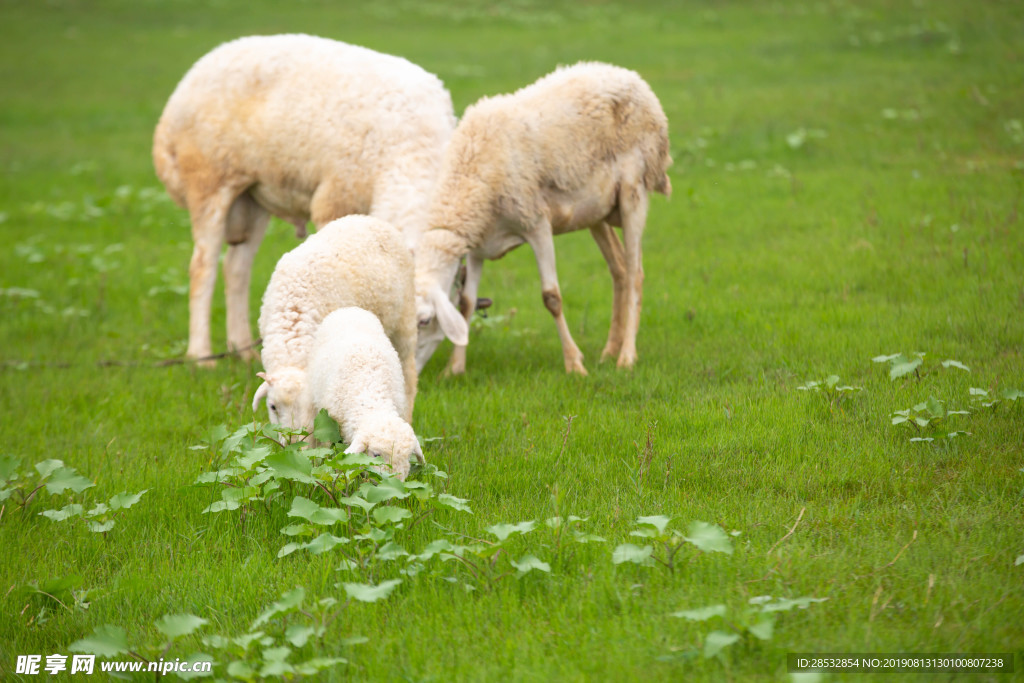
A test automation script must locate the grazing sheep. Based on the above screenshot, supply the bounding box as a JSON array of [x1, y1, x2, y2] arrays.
[[252, 215, 417, 432], [153, 33, 456, 363], [308, 307, 423, 480], [414, 61, 672, 376]]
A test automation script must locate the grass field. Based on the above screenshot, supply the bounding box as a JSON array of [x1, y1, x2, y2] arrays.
[[1, 0, 1022, 680]]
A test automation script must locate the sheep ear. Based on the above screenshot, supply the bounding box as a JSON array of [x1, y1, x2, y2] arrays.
[[432, 287, 469, 346], [252, 380, 270, 412], [344, 436, 367, 455], [412, 439, 425, 464]]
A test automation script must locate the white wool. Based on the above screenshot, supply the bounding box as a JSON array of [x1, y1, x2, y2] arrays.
[[253, 215, 417, 433], [307, 307, 422, 481], [153, 34, 455, 362], [414, 62, 671, 376]]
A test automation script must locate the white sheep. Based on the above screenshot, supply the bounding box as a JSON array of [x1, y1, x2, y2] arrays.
[[153, 33, 456, 363], [252, 215, 417, 433], [307, 307, 423, 480], [414, 62, 672, 376]]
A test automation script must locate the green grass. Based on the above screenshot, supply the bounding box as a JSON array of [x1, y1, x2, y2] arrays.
[[1, 0, 1023, 680]]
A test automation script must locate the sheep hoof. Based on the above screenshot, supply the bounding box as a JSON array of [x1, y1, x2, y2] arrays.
[[600, 344, 622, 363], [565, 357, 588, 375], [616, 352, 637, 370], [442, 361, 466, 377]]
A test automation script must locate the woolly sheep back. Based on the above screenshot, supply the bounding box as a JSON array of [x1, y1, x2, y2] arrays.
[[153, 34, 455, 363], [255, 215, 417, 432], [415, 61, 671, 376], [308, 307, 421, 480]]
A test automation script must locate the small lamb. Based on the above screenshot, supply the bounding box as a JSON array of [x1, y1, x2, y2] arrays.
[[307, 307, 423, 480], [252, 215, 417, 433], [153, 34, 455, 363], [413, 62, 672, 376]]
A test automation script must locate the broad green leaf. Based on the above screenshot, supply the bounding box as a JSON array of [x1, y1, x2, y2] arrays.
[[40, 503, 84, 521], [155, 613, 208, 639], [108, 489, 147, 511], [203, 500, 240, 514], [312, 409, 342, 443], [703, 630, 741, 658], [227, 661, 257, 679], [890, 355, 923, 379], [44, 466, 95, 495], [331, 452, 382, 469], [278, 542, 302, 558], [413, 539, 454, 562], [1016, 554, 1024, 566], [280, 523, 313, 537], [629, 527, 659, 539], [891, 415, 909, 425], [259, 645, 295, 677], [236, 445, 273, 470], [252, 587, 305, 628], [486, 520, 537, 541], [87, 520, 115, 533], [68, 624, 130, 657], [232, 631, 273, 651], [683, 521, 734, 554], [309, 411, 342, 444], [544, 515, 587, 528], [288, 496, 347, 525], [572, 531, 607, 544], [265, 450, 314, 484], [670, 604, 726, 622], [285, 624, 318, 648], [824, 374, 840, 388], [35, 458, 65, 479], [612, 543, 654, 566], [924, 397, 945, 418], [759, 596, 828, 612], [636, 515, 672, 534], [342, 579, 402, 603], [194, 468, 241, 485], [747, 615, 775, 640], [510, 554, 551, 576], [86, 503, 109, 517], [377, 541, 408, 561], [304, 533, 348, 555], [969, 387, 989, 397], [361, 478, 409, 504], [436, 493, 472, 513], [338, 494, 375, 512], [372, 505, 413, 525], [941, 359, 970, 372], [1001, 388, 1023, 401], [871, 353, 900, 363], [295, 657, 347, 676]]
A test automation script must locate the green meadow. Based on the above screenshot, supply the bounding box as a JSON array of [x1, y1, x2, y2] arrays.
[[1, 0, 1022, 680]]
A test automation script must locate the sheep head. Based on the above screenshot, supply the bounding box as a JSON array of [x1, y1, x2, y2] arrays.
[[414, 230, 470, 365], [252, 367, 314, 434], [344, 415, 424, 481]]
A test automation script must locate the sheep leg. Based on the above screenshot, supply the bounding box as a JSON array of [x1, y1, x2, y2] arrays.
[[186, 193, 232, 365], [616, 186, 649, 369], [392, 330, 419, 423], [589, 222, 628, 362], [444, 253, 483, 376], [223, 193, 270, 362], [525, 224, 587, 375]]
